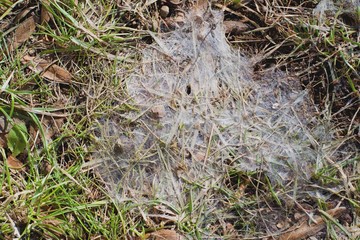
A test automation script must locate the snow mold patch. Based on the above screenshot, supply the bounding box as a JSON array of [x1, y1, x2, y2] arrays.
[[93, 5, 342, 223]]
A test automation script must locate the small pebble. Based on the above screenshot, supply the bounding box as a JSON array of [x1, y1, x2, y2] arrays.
[[167, 0, 181, 5], [160, 5, 170, 18], [150, 105, 166, 119]]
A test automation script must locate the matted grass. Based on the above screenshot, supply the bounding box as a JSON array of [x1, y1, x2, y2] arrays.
[[0, 0, 359, 239]]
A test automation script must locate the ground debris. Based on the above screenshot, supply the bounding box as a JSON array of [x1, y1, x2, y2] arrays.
[[7, 155, 25, 170], [145, 229, 184, 240], [9, 16, 36, 51], [279, 207, 347, 240], [21, 55, 72, 84]]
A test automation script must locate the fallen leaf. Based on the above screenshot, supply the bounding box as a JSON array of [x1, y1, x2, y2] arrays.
[[41, 0, 51, 24], [9, 16, 36, 51], [279, 207, 347, 240], [7, 155, 24, 169], [21, 55, 72, 84], [145, 229, 183, 240], [223, 21, 249, 35]]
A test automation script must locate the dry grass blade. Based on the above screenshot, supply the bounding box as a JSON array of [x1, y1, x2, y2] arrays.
[[13, 6, 35, 23], [70, 37, 131, 62], [279, 207, 347, 240], [0, 98, 70, 117]]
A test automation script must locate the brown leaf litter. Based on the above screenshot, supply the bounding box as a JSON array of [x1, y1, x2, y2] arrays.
[[8, 16, 36, 52], [7, 155, 25, 170], [40, 0, 52, 24], [145, 229, 183, 240], [21, 55, 72, 84], [223, 20, 249, 35], [1, 4, 71, 84], [279, 207, 347, 240]]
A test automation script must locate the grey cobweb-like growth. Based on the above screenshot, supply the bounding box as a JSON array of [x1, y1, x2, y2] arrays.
[[94, 6, 333, 206]]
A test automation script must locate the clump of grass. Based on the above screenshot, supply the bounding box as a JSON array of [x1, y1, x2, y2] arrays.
[[0, 0, 149, 239]]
